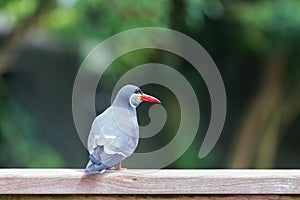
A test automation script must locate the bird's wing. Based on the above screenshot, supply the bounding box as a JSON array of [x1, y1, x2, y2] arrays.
[[92, 146, 125, 167], [88, 108, 138, 157], [85, 146, 126, 173], [87, 108, 108, 150], [87, 112, 122, 155]]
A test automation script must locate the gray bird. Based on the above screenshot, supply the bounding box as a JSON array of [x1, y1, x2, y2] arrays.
[[85, 85, 161, 173]]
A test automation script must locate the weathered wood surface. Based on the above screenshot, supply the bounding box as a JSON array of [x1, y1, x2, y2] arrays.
[[0, 169, 299, 194], [0, 195, 298, 200]]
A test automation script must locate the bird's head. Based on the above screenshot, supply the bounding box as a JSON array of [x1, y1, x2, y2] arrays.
[[113, 85, 161, 108], [130, 87, 161, 107]]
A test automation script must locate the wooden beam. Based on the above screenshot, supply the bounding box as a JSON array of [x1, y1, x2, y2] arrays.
[[0, 169, 299, 194], [0, 195, 297, 200]]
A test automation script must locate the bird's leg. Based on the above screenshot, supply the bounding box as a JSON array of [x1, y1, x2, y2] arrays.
[[107, 162, 123, 170], [115, 162, 122, 170]]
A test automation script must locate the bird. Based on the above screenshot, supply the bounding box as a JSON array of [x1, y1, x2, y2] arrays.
[[85, 84, 161, 174]]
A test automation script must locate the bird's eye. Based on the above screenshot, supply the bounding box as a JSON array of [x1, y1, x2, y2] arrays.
[[134, 89, 142, 94]]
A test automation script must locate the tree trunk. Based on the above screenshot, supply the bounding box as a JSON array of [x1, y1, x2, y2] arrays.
[[228, 52, 286, 168]]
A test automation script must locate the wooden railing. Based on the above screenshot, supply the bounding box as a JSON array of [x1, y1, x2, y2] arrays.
[[0, 169, 299, 199]]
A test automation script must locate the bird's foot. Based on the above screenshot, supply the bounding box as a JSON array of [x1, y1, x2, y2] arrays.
[[107, 162, 125, 170]]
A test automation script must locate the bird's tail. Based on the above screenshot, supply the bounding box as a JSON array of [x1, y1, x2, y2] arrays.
[[84, 155, 108, 174]]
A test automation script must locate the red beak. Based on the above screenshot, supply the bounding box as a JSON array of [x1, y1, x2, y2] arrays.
[[140, 93, 161, 104]]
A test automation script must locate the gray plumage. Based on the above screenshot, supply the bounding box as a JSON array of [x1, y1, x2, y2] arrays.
[[85, 85, 143, 173]]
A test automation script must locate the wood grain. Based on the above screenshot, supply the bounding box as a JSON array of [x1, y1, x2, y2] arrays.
[[0, 169, 299, 194], [0, 195, 298, 200]]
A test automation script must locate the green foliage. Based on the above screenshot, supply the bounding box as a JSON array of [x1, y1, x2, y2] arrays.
[[232, 0, 300, 52], [41, 0, 170, 44], [0, 85, 64, 167], [0, 0, 38, 25], [0, 0, 299, 168]]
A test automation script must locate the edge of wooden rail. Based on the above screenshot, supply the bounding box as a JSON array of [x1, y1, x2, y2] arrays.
[[0, 169, 299, 194]]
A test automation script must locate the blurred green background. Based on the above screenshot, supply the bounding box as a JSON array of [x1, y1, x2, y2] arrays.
[[0, 0, 299, 169]]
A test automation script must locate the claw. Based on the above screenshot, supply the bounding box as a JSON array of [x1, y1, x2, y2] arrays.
[[107, 162, 123, 170]]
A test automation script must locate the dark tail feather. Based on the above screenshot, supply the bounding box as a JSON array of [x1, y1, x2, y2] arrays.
[[89, 154, 101, 165], [84, 156, 108, 174]]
